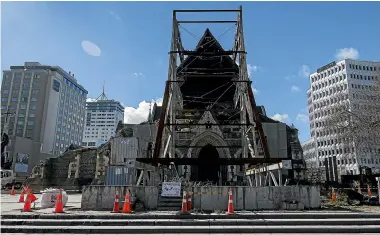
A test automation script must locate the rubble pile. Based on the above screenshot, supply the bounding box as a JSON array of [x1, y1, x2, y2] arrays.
[[26, 141, 111, 191]]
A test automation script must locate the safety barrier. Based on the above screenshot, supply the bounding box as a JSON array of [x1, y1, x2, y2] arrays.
[[82, 185, 320, 211]]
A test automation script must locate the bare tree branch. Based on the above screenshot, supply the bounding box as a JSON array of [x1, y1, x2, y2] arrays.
[[323, 78, 380, 169]]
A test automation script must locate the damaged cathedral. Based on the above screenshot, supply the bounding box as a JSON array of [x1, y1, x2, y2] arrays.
[[28, 7, 305, 190]]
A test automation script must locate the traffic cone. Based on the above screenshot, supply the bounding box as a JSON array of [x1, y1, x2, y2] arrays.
[[18, 188, 25, 203], [22, 189, 32, 212], [180, 191, 189, 215], [10, 186, 15, 196], [367, 185, 372, 196], [122, 190, 133, 213], [331, 188, 337, 201], [112, 188, 121, 213], [27, 191, 38, 203], [226, 188, 235, 215], [187, 191, 192, 211], [54, 188, 64, 213]]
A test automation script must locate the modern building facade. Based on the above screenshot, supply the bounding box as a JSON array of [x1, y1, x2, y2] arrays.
[[1, 62, 87, 174], [301, 138, 317, 168], [305, 59, 380, 177], [82, 90, 124, 147]]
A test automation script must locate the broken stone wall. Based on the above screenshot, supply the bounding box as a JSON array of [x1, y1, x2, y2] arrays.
[[27, 148, 101, 191]]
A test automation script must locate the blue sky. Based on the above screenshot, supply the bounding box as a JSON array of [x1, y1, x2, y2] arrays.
[[2, 1, 380, 142]]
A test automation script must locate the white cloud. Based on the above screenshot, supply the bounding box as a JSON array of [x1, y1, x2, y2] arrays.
[[81, 40, 101, 57], [253, 88, 259, 94], [133, 72, 144, 78], [335, 47, 359, 60], [124, 98, 163, 124], [109, 10, 122, 22], [296, 113, 309, 123], [247, 64, 259, 77], [291, 85, 300, 92], [271, 113, 290, 123], [298, 65, 310, 78]]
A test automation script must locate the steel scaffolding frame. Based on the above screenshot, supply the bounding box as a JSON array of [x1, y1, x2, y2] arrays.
[[150, 6, 274, 166]]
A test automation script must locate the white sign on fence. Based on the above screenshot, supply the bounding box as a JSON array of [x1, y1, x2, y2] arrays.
[[161, 182, 181, 197]]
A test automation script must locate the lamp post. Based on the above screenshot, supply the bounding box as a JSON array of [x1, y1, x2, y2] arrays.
[[1, 107, 15, 166]]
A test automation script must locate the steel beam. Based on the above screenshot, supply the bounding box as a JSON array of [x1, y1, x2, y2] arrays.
[[137, 157, 282, 165], [165, 123, 251, 126], [167, 80, 251, 83], [175, 145, 242, 148], [178, 20, 237, 24], [179, 68, 237, 72], [169, 51, 246, 55], [174, 9, 241, 13], [152, 81, 170, 166]]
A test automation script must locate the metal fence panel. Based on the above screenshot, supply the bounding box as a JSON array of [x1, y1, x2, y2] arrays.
[[106, 166, 135, 186], [110, 137, 138, 164]]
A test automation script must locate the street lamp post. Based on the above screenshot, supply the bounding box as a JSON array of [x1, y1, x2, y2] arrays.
[[1, 107, 15, 164]]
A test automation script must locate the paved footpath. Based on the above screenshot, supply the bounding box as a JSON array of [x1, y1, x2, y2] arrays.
[[2, 193, 380, 234]]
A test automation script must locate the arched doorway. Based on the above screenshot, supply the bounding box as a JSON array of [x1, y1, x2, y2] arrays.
[[192, 144, 220, 183]]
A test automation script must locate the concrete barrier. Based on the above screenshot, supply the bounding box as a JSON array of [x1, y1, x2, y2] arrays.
[[192, 186, 320, 211], [81, 185, 158, 210], [81, 185, 320, 211]]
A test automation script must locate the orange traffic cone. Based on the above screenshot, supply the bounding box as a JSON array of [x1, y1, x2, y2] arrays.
[[226, 188, 235, 215], [27, 191, 38, 203], [10, 185, 15, 196], [331, 188, 337, 201], [367, 185, 372, 196], [180, 191, 189, 215], [54, 189, 64, 213], [112, 188, 121, 213], [187, 191, 192, 211], [122, 190, 133, 213], [23, 189, 32, 212], [18, 188, 25, 203]]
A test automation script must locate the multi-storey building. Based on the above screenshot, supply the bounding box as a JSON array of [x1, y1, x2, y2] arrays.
[[1, 62, 87, 174], [82, 90, 124, 147], [301, 138, 317, 168], [305, 59, 380, 177]]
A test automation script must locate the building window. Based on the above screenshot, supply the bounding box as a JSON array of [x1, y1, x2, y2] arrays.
[[32, 89, 39, 94], [2, 90, 9, 94], [32, 82, 40, 87], [14, 73, 22, 79], [29, 113, 35, 118], [24, 72, 32, 79], [27, 121, 34, 126], [52, 80, 60, 92], [31, 97, 37, 102], [30, 105, 36, 110], [1, 97, 8, 102]]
